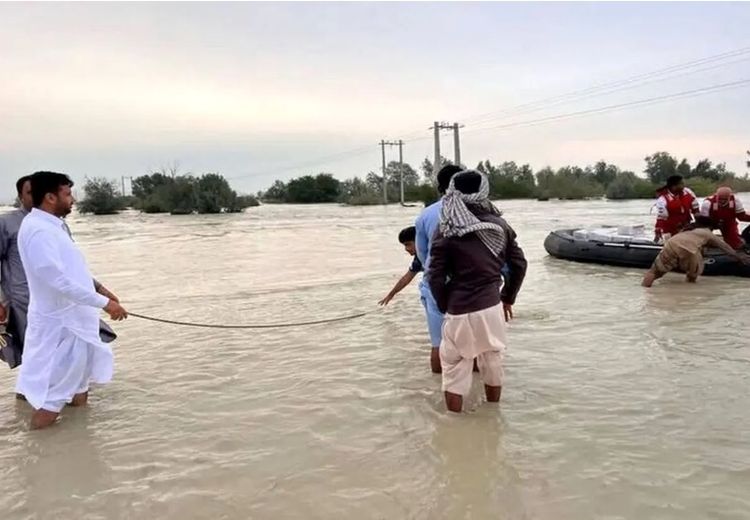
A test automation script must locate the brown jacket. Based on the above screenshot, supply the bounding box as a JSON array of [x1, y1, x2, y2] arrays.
[[428, 213, 527, 315], [667, 228, 736, 256]]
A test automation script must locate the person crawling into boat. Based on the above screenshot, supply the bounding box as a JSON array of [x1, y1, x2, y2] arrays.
[[642, 216, 750, 288]]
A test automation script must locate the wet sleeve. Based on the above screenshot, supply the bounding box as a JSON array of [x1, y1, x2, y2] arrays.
[[24, 230, 109, 309]]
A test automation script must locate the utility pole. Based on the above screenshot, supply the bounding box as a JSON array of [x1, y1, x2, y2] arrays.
[[453, 122, 461, 167], [433, 121, 441, 178], [379, 139, 403, 204], [380, 140, 387, 204], [398, 140, 404, 205], [121, 176, 133, 196], [430, 121, 464, 177]]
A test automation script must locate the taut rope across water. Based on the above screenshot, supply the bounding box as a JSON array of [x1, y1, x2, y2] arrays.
[[128, 308, 379, 330]]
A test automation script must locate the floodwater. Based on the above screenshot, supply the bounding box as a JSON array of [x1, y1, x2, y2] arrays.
[[1, 198, 749, 520]]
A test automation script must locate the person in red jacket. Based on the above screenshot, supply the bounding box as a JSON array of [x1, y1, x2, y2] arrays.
[[654, 175, 699, 242], [699, 187, 750, 249]]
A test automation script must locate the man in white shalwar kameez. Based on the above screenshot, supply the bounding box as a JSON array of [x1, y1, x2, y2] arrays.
[[17, 171, 128, 429]]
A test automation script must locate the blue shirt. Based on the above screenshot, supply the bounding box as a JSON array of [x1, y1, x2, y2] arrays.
[[415, 199, 443, 276]]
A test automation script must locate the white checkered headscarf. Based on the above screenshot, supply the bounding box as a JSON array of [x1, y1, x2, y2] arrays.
[[439, 170, 506, 257]]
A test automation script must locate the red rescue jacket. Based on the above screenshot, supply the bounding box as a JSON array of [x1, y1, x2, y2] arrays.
[[655, 188, 697, 236], [702, 194, 750, 249]]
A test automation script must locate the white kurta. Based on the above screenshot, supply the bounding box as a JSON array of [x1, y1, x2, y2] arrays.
[[16, 208, 112, 411]]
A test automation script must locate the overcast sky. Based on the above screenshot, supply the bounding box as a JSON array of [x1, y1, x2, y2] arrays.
[[1, 2, 749, 197]]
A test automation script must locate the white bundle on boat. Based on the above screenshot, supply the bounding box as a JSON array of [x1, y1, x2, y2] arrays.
[[573, 225, 651, 244]]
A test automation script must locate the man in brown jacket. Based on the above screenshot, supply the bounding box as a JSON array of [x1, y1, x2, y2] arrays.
[[428, 170, 527, 413]]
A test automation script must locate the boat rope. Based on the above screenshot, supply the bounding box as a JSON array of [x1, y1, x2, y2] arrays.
[[128, 308, 380, 330]]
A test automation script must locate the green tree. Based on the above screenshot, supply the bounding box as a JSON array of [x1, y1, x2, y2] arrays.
[[403, 182, 439, 206], [386, 161, 419, 189], [593, 161, 620, 187], [365, 171, 384, 193], [131, 172, 175, 213], [195, 173, 235, 214], [644, 152, 678, 184], [132, 173, 173, 200], [338, 177, 381, 205], [676, 158, 692, 178], [420, 156, 452, 182], [364, 161, 422, 202], [690, 159, 729, 182], [535, 166, 603, 199], [262, 180, 288, 202], [606, 171, 657, 200], [165, 176, 198, 215], [284, 173, 340, 203], [313, 173, 341, 202], [481, 160, 537, 199], [78, 177, 126, 215]]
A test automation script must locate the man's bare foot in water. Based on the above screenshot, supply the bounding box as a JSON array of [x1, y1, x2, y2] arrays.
[[30, 409, 59, 430], [70, 391, 89, 407]]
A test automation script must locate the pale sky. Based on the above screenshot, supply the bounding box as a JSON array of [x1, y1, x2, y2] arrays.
[[1, 2, 749, 197]]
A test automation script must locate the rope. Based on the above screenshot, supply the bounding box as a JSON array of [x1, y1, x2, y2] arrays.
[[128, 308, 379, 330]]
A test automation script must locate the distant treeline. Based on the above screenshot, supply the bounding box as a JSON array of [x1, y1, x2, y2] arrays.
[[260, 159, 438, 206], [258, 152, 750, 206], [78, 171, 259, 215]]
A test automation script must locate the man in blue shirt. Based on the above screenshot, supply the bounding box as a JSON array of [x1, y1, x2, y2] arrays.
[[415, 165, 464, 373]]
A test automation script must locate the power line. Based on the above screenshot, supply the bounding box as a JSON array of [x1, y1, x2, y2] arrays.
[[461, 78, 750, 136], [460, 45, 750, 127], [228, 45, 750, 183], [465, 55, 750, 129], [226, 145, 375, 181], [399, 51, 750, 145]]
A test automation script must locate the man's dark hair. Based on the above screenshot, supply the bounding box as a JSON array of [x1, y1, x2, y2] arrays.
[[437, 164, 464, 194], [453, 170, 482, 194], [398, 226, 416, 244], [30, 171, 74, 208], [666, 175, 683, 188], [15, 175, 31, 196], [691, 215, 716, 229]]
